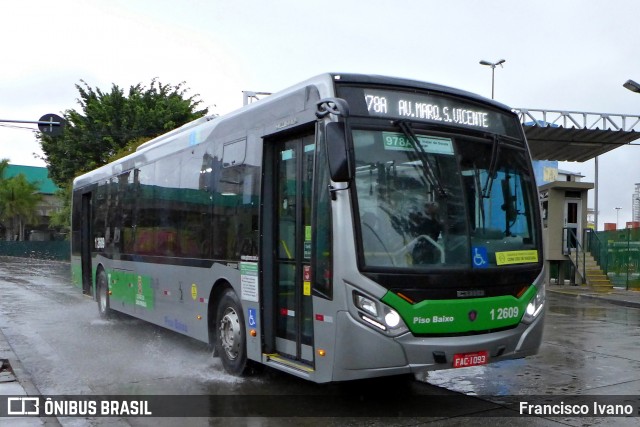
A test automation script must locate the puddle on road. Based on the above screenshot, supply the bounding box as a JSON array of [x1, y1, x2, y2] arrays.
[[0, 275, 29, 285]]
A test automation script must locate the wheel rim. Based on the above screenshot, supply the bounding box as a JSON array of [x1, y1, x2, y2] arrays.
[[219, 307, 241, 361]]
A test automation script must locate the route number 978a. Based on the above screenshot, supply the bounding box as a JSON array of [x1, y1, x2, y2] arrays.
[[490, 306, 519, 320]]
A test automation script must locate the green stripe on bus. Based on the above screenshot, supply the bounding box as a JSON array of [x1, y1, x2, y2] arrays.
[[382, 285, 537, 334]]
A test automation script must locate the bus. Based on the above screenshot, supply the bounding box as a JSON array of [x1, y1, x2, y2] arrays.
[[71, 73, 545, 383]]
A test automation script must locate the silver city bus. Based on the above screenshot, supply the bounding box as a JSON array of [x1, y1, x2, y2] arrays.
[[71, 73, 545, 383]]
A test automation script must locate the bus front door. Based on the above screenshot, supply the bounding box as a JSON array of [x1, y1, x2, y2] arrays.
[[80, 192, 93, 296], [272, 134, 315, 364]]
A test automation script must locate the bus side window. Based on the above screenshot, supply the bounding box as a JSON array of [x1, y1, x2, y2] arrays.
[[223, 138, 247, 167], [210, 138, 260, 260]]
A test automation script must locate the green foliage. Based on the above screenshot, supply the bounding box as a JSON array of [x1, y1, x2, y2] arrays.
[[38, 79, 208, 187], [48, 184, 71, 235], [0, 165, 43, 241], [0, 159, 8, 179], [0, 158, 8, 223]]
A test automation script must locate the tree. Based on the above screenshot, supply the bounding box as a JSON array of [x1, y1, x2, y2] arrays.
[[0, 159, 8, 234], [48, 185, 71, 236], [38, 79, 208, 187], [0, 159, 8, 179], [0, 173, 42, 241]]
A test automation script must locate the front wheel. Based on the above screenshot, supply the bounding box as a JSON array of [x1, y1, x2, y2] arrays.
[[96, 269, 112, 319], [215, 289, 249, 375]]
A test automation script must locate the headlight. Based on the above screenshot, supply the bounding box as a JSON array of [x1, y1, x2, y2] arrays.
[[353, 291, 408, 336], [384, 310, 401, 328], [522, 284, 545, 324], [354, 294, 378, 317]]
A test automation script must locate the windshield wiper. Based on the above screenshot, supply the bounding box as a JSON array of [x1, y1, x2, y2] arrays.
[[473, 165, 486, 232], [481, 135, 501, 198], [394, 120, 447, 197]]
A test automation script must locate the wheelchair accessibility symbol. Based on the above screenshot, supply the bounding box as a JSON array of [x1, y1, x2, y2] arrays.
[[248, 308, 257, 327], [472, 247, 488, 268]]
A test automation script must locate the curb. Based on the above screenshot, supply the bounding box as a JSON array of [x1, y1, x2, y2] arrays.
[[548, 287, 640, 309], [0, 328, 61, 426]]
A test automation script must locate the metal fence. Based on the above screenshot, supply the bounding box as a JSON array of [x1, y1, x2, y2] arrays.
[[587, 228, 640, 289], [0, 241, 69, 261]]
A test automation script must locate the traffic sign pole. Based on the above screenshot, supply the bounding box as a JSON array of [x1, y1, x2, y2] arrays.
[[0, 113, 65, 136]]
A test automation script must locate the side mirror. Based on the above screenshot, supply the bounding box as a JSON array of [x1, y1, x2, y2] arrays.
[[325, 122, 353, 182]]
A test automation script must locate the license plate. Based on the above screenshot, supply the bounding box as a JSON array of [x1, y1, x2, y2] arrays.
[[452, 351, 488, 368]]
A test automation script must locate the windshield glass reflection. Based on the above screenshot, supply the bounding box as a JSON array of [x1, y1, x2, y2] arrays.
[[352, 129, 538, 270]]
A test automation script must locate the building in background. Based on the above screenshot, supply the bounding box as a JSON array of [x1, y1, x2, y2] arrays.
[[633, 183, 640, 223]]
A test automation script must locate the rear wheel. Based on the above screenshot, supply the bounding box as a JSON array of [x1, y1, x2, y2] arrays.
[[215, 289, 248, 375], [96, 269, 112, 319]]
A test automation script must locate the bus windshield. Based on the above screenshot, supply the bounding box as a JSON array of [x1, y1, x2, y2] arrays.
[[353, 128, 539, 270]]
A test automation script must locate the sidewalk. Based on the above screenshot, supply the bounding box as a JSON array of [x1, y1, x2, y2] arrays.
[[0, 327, 60, 426], [548, 283, 640, 309]]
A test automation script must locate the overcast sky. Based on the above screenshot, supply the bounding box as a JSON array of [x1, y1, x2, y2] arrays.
[[2, 0, 640, 228]]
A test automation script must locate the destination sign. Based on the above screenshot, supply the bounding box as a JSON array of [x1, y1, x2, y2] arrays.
[[359, 88, 518, 137]]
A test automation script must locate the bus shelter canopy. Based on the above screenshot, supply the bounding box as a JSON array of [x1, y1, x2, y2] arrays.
[[516, 108, 640, 163], [524, 126, 640, 162]]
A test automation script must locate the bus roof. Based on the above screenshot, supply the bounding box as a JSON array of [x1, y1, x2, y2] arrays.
[[73, 73, 512, 188], [331, 73, 512, 111]]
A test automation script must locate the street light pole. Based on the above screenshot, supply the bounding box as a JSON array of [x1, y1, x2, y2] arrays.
[[479, 59, 505, 99], [620, 79, 640, 229]]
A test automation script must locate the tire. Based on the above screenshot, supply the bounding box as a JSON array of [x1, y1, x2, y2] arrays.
[[215, 289, 248, 376], [96, 269, 112, 319]]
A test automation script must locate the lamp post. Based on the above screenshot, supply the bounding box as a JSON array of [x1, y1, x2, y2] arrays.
[[623, 79, 640, 93], [618, 80, 640, 229], [616, 207, 622, 229], [598, 79, 640, 230], [479, 59, 505, 99]]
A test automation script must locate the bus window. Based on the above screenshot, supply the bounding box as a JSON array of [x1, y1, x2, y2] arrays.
[[180, 146, 214, 258], [212, 140, 260, 260], [134, 163, 157, 255], [352, 129, 538, 270], [223, 138, 247, 167], [459, 138, 537, 265], [352, 129, 468, 269]]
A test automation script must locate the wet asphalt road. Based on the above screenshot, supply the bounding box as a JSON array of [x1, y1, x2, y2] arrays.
[[1, 256, 639, 426]]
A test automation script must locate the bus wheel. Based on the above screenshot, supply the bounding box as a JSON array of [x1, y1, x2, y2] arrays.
[[215, 289, 248, 375], [97, 269, 112, 319]]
